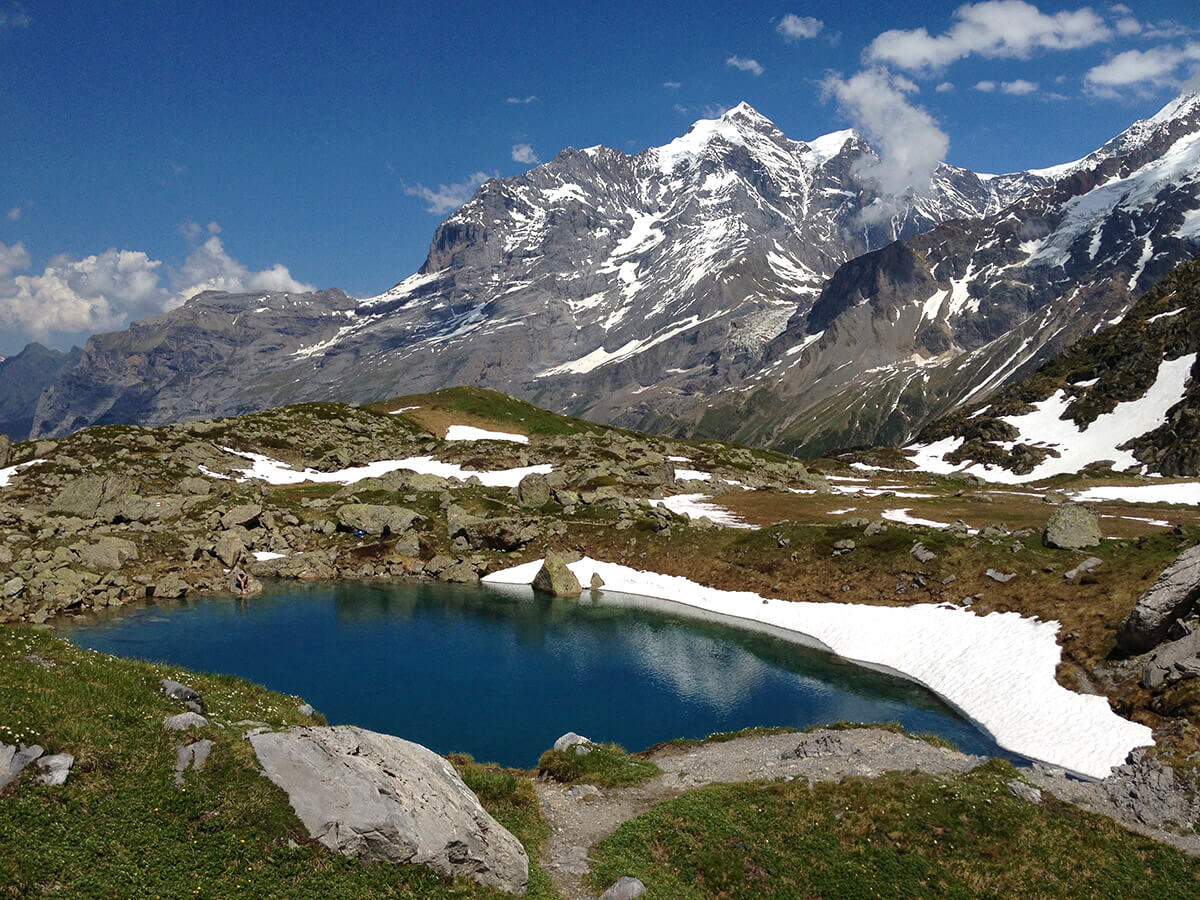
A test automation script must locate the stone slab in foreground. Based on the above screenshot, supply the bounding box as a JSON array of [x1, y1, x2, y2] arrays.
[[249, 725, 528, 894]]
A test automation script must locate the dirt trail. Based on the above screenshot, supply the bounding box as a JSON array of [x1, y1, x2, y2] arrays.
[[535, 728, 984, 899]]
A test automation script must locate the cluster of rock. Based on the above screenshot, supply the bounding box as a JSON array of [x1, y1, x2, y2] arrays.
[[0, 396, 836, 624], [0, 742, 73, 789]]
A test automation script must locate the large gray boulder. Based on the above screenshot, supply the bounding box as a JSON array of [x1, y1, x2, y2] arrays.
[[514, 472, 551, 508], [49, 475, 105, 518], [221, 503, 262, 529], [249, 726, 527, 894], [72, 537, 138, 573], [336, 504, 420, 537], [1043, 504, 1102, 550], [1117, 544, 1200, 653], [532, 554, 582, 597]]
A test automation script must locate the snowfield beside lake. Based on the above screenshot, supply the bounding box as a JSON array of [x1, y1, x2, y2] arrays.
[[485, 557, 1153, 780]]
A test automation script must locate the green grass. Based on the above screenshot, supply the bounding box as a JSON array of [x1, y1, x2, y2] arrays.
[[588, 760, 1200, 899], [372, 387, 617, 438], [537, 742, 660, 788], [649, 726, 797, 752], [0, 625, 554, 899]]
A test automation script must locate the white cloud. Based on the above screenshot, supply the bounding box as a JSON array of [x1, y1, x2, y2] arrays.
[[0, 226, 313, 345], [974, 78, 1039, 94], [1114, 16, 1142, 36], [404, 171, 494, 215], [505, 95, 538, 104], [0, 244, 166, 341], [5, 207, 19, 222], [1001, 78, 1039, 94], [173, 231, 313, 301], [1084, 42, 1200, 94], [822, 67, 950, 220], [935, 81, 956, 92], [726, 55, 764, 76], [511, 143, 539, 164], [866, 1, 1111, 72], [777, 14, 823, 41], [663, 81, 682, 89]]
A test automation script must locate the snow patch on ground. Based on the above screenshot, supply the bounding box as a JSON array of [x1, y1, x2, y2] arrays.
[[252, 551, 287, 562], [652, 494, 750, 528], [1071, 482, 1200, 506], [882, 508, 972, 531], [673, 468, 712, 482], [201, 448, 551, 488], [0, 459, 44, 488], [483, 557, 1152, 779], [444, 425, 529, 444]]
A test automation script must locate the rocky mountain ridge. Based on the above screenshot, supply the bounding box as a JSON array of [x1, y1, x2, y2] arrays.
[[684, 92, 1200, 456], [11, 95, 1200, 459], [21, 102, 1048, 441]]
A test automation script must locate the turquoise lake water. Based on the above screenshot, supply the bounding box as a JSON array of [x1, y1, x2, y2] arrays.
[[62, 580, 1011, 768]]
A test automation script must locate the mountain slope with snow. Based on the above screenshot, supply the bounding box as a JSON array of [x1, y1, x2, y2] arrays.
[[908, 254, 1200, 481], [685, 93, 1200, 457], [26, 103, 1043, 439]]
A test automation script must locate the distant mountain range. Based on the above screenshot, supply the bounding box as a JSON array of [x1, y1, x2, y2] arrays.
[[13, 96, 1200, 464]]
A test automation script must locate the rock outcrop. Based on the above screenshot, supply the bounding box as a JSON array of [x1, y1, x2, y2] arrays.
[[249, 726, 528, 894], [1117, 544, 1200, 653]]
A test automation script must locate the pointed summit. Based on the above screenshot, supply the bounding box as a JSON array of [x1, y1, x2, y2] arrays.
[[654, 102, 787, 173]]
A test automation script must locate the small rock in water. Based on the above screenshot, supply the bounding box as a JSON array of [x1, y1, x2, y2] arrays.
[[532, 553, 582, 597], [600, 876, 647, 900], [590, 572, 604, 591], [163, 712, 209, 731]]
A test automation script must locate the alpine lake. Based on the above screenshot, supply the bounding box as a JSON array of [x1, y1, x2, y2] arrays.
[[60, 579, 1014, 768]]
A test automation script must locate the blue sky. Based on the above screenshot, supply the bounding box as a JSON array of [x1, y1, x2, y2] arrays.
[[0, 0, 1197, 353]]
